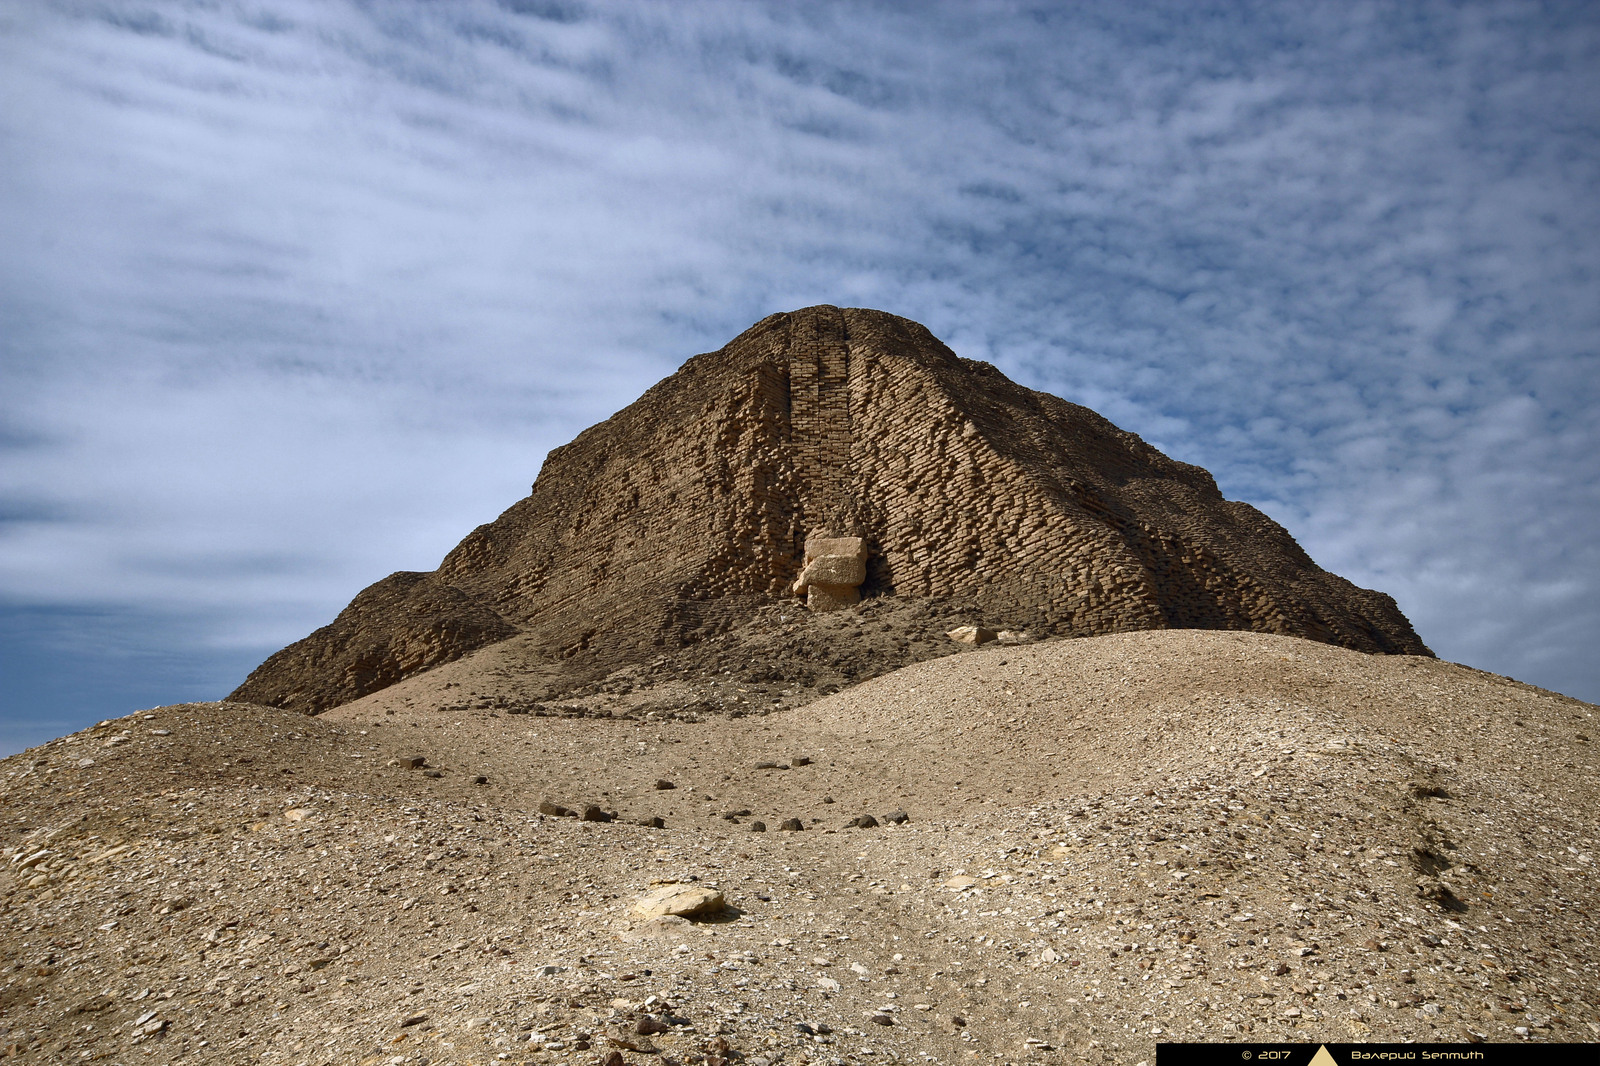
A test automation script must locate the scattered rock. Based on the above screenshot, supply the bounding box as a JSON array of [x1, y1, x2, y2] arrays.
[[778, 818, 804, 831], [946, 625, 998, 645], [883, 810, 909, 824], [654, 779, 676, 790], [73, 993, 115, 1014], [539, 800, 574, 817], [749, 821, 767, 832], [580, 805, 613, 823], [851, 814, 879, 829]]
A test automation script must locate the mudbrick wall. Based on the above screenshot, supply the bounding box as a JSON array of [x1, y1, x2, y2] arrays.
[[231, 306, 1430, 713]]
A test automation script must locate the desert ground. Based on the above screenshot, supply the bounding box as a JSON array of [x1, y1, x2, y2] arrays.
[[3, 628, 1596, 1065]]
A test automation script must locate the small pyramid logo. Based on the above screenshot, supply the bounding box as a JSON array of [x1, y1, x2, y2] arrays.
[[1309, 1047, 1339, 1066]]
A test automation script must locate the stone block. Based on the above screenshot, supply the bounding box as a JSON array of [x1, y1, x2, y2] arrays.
[[807, 584, 861, 611], [803, 536, 867, 562], [801, 555, 866, 588]]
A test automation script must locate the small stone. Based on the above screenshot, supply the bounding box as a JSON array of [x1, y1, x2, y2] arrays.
[[76, 758, 95, 769], [403, 756, 427, 768], [472, 775, 488, 785], [74, 994, 115, 1014], [852, 814, 879, 829], [654, 779, 676, 790], [749, 821, 767, 832], [539, 800, 574, 818], [605, 1030, 658, 1054], [423, 769, 443, 778], [638, 815, 666, 828], [636, 1015, 669, 1035], [870, 1013, 893, 1026], [946, 625, 998, 645], [401, 1013, 428, 1027], [792, 755, 812, 766], [754, 761, 778, 770], [883, 810, 909, 824], [778, 818, 804, 831], [580, 805, 613, 823], [943, 875, 978, 890]]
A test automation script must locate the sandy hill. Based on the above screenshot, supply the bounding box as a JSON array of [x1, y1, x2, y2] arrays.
[[229, 306, 1428, 716], [3, 631, 1596, 1065]]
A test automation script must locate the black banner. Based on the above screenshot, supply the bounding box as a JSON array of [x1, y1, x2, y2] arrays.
[[1157, 1043, 1595, 1066]]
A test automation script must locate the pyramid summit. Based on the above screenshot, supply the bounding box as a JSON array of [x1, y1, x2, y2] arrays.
[[231, 305, 1429, 713]]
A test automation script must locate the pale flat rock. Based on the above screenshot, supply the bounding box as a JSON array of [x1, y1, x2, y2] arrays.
[[630, 884, 726, 919], [946, 625, 997, 645]]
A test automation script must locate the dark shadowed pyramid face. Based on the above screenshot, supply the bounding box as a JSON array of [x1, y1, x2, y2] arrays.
[[231, 306, 1430, 714]]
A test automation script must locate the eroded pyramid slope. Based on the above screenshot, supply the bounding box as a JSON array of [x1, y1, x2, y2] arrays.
[[231, 306, 1428, 713]]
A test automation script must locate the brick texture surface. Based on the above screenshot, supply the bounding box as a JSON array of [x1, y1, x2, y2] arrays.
[[231, 306, 1430, 713]]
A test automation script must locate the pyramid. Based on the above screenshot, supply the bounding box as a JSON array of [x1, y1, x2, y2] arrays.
[[231, 306, 1430, 713]]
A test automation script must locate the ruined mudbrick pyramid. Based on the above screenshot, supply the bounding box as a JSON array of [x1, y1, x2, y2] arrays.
[[232, 306, 1429, 713]]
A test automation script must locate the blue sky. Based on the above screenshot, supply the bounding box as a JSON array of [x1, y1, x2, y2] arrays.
[[2, 1, 1596, 754]]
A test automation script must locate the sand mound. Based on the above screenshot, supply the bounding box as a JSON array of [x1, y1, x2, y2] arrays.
[[3, 631, 1594, 1063]]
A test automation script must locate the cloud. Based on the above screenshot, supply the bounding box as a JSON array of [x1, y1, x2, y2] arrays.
[[1, 0, 1596, 750]]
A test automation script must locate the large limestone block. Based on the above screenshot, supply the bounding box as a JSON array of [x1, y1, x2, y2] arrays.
[[794, 533, 869, 611], [807, 584, 861, 611], [630, 884, 726, 919], [804, 536, 867, 562], [800, 555, 866, 588]]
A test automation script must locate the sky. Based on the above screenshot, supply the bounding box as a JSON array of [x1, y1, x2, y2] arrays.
[[1, 1, 1596, 755]]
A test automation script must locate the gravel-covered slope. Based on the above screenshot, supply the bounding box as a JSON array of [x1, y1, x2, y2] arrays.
[[2, 631, 1594, 1065]]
